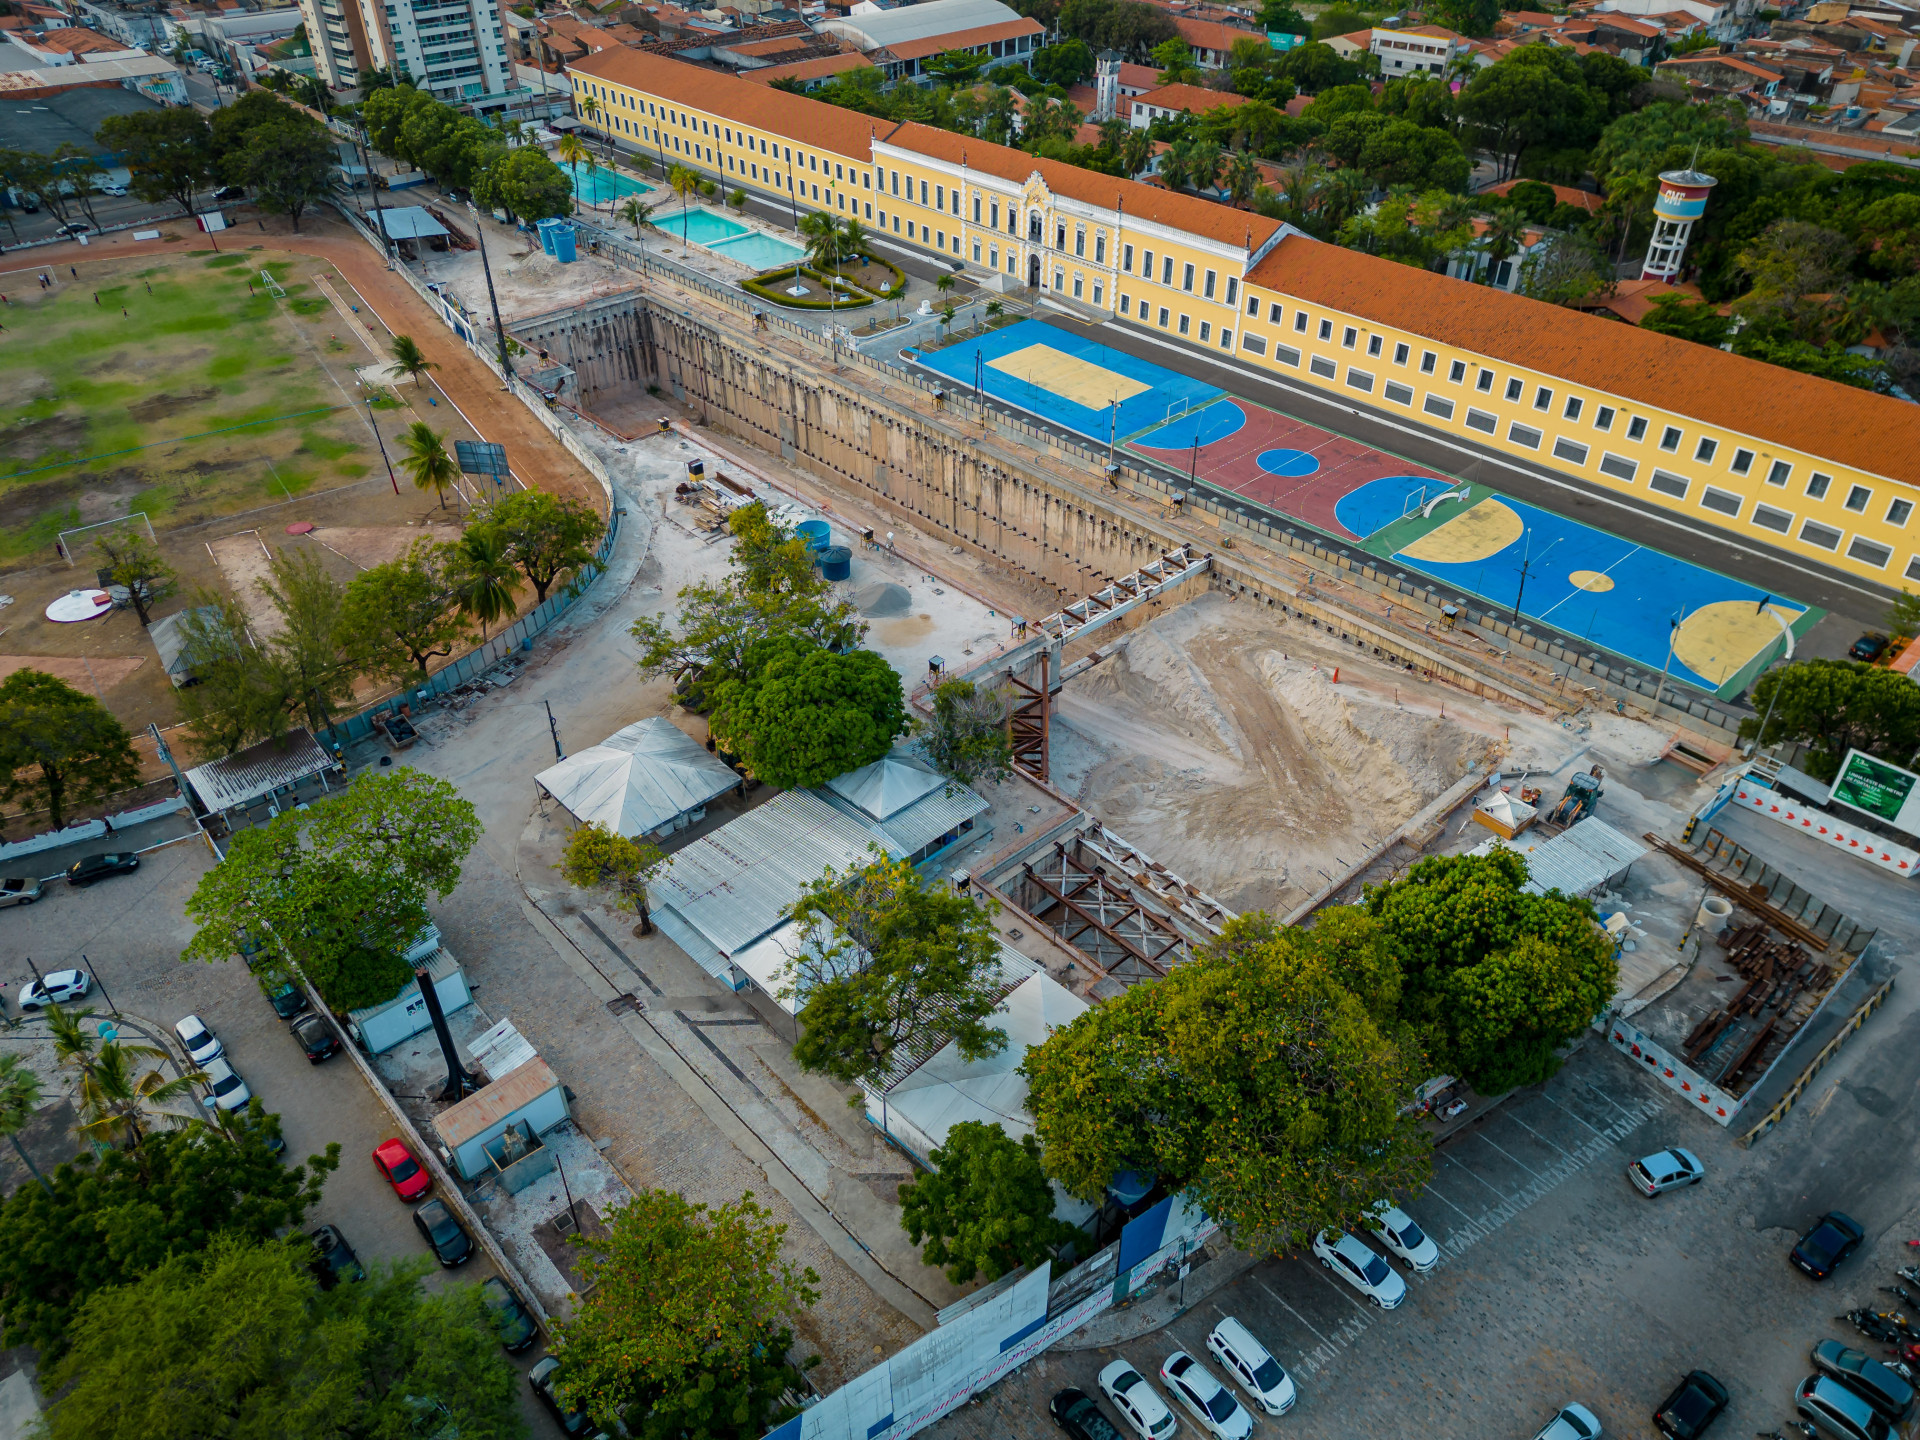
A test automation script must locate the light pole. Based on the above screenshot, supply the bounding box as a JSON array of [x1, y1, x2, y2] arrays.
[[1651, 606, 1690, 713], [1750, 595, 1796, 752], [355, 115, 393, 268], [368, 394, 399, 494], [466, 201, 514, 382]]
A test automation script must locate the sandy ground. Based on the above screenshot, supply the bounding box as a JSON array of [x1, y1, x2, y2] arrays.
[[0, 653, 146, 691]]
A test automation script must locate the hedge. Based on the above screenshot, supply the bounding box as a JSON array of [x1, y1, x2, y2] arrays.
[[838, 253, 906, 300], [741, 265, 875, 310]]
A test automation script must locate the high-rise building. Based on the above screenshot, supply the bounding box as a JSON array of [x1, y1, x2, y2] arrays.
[[1641, 167, 1717, 282], [302, 0, 514, 107]]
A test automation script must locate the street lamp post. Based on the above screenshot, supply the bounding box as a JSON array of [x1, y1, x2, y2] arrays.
[[466, 201, 514, 382], [368, 394, 400, 494], [355, 116, 394, 268], [1750, 596, 1797, 752]]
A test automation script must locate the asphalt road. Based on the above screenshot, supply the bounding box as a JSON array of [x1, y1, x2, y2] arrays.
[[0, 837, 564, 1437]]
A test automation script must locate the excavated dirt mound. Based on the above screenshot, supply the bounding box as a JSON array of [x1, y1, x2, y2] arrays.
[[854, 581, 912, 616], [1050, 593, 1493, 916]]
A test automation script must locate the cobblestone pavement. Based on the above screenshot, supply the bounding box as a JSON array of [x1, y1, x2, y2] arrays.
[[926, 1022, 1920, 1440]]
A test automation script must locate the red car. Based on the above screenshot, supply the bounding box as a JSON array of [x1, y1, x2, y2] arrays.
[[372, 1137, 432, 1201]]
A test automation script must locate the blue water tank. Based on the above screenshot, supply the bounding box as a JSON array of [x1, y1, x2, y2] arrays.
[[535, 217, 559, 255], [550, 224, 577, 263], [817, 545, 851, 582], [795, 518, 830, 551]]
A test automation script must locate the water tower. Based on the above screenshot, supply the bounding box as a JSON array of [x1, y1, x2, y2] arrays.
[[1640, 167, 1718, 282]]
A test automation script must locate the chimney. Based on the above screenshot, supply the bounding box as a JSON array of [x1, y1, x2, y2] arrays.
[[416, 965, 479, 1101]]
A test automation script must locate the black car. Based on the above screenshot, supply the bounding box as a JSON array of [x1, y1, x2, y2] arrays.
[[289, 1012, 339, 1063], [480, 1276, 537, 1351], [267, 981, 309, 1019], [1850, 633, 1891, 662], [1812, 1340, 1916, 1422], [1792, 1211, 1865, 1279], [211, 185, 246, 202], [67, 853, 139, 887], [1050, 1388, 1125, 1440], [413, 1198, 473, 1266], [309, 1223, 365, 1288], [1655, 1370, 1729, 1439], [528, 1356, 608, 1438]]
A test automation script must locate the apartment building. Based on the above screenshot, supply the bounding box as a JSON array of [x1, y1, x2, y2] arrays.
[[1369, 24, 1464, 74], [301, 0, 513, 104], [567, 48, 1920, 589]]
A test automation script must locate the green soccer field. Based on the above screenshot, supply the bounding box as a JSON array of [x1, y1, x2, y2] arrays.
[[0, 248, 381, 569]]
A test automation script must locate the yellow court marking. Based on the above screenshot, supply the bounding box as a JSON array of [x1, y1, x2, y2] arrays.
[[1568, 569, 1616, 593], [1672, 601, 1802, 687], [987, 344, 1153, 410], [1400, 498, 1524, 564]]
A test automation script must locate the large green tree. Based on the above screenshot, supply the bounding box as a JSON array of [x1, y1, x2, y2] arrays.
[[899, 1121, 1078, 1284], [0, 669, 142, 832], [916, 679, 1014, 788], [1459, 47, 1607, 183], [94, 108, 215, 215], [476, 146, 575, 223], [227, 114, 338, 232], [488, 488, 605, 603], [0, 1113, 336, 1357], [93, 531, 176, 628], [339, 538, 467, 682], [550, 1189, 817, 1436], [40, 1237, 526, 1440], [709, 635, 907, 791], [1022, 911, 1431, 1253], [1742, 658, 1920, 777], [1362, 850, 1616, 1093], [782, 854, 1010, 1090]]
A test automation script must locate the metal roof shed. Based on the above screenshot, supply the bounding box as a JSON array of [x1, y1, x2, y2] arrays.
[[183, 727, 337, 818], [146, 604, 226, 687], [535, 718, 740, 839], [821, 749, 990, 863], [1468, 816, 1648, 898], [372, 205, 449, 240], [433, 1055, 569, 1181]]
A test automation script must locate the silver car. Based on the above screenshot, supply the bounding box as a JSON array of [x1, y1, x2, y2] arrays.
[[202, 1057, 252, 1112], [1628, 1148, 1704, 1197], [0, 877, 42, 909]]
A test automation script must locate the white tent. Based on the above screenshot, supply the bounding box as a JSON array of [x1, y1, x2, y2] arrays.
[[535, 718, 739, 839]]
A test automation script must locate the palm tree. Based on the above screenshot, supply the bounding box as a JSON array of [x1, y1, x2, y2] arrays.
[[388, 333, 437, 404], [1189, 140, 1223, 196], [1120, 129, 1152, 179], [1157, 142, 1190, 194], [1098, 116, 1128, 155], [1224, 150, 1261, 209], [556, 132, 592, 212], [619, 196, 653, 237], [449, 527, 518, 637], [580, 92, 601, 148], [1480, 205, 1529, 287], [44, 1005, 203, 1151], [0, 1055, 50, 1194], [841, 216, 870, 264], [667, 163, 699, 249], [799, 210, 851, 305], [397, 421, 461, 510]]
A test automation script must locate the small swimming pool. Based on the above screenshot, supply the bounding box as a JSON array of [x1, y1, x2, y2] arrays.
[[569, 163, 653, 206], [660, 207, 807, 270]]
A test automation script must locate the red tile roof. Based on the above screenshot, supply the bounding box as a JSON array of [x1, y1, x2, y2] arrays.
[[882, 17, 1043, 61], [1247, 234, 1920, 485], [1482, 177, 1602, 212], [1173, 16, 1261, 53], [1128, 82, 1247, 115], [742, 51, 873, 83]]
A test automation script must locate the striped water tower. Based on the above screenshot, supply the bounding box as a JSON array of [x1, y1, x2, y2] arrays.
[[1640, 168, 1717, 282]]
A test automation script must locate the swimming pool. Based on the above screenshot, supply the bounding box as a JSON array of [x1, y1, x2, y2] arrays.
[[710, 231, 806, 269], [568, 163, 653, 206], [659, 207, 807, 270], [661, 207, 748, 245]]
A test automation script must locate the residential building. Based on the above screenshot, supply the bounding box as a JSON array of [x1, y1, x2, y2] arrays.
[[1656, 49, 1788, 97], [565, 46, 1920, 588], [300, 0, 514, 107], [1323, 27, 1374, 58], [5, 24, 138, 63], [1370, 24, 1465, 74], [70, 0, 170, 51], [1127, 81, 1244, 128], [1171, 14, 1260, 66], [816, 0, 1041, 85]]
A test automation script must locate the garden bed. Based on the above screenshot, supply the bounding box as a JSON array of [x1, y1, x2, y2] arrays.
[[741, 264, 875, 310], [835, 254, 906, 299]]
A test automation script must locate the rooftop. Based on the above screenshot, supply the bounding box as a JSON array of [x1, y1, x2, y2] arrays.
[[435, 1056, 562, 1149], [182, 727, 336, 814], [881, 17, 1044, 60], [1129, 81, 1246, 113], [740, 49, 872, 81], [1246, 233, 1920, 487], [825, 0, 1025, 46]]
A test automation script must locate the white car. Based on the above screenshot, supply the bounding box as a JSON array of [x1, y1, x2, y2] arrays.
[[1158, 1353, 1252, 1440], [1312, 1229, 1407, 1309], [202, 1057, 252, 1112], [174, 1014, 223, 1065], [1531, 1402, 1601, 1440], [1098, 1360, 1177, 1440], [1369, 1201, 1440, 1274], [1205, 1316, 1296, 1416], [19, 970, 91, 1010]]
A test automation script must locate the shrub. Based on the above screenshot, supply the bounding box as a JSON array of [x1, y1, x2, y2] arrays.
[[728, 187, 748, 209], [740, 265, 875, 310], [698, 178, 718, 197]]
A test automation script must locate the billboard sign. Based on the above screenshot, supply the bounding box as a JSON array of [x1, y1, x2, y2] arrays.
[[1829, 748, 1920, 837], [1267, 30, 1309, 48]]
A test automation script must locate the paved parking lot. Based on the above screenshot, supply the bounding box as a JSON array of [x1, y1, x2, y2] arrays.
[[0, 837, 563, 1437], [931, 1006, 1920, 1440]]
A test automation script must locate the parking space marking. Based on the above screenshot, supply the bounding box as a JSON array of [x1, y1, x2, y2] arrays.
[[1474, 1132, 1546, 1179], [1286, 1271, 1383, 1381], [1440, 1152, 1519, 1204], [1304, 1259, 1388, 1320], [1255, 1280, 1332, 1348], [1536, 1090, 1610, 1140], [1505, 1111, 1579, 1160]]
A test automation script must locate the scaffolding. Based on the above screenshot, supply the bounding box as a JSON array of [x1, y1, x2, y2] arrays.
[[1012, 837, 1196, 986]]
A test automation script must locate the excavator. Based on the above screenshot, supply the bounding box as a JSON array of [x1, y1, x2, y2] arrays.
[[1545, 766, 1606, 829]]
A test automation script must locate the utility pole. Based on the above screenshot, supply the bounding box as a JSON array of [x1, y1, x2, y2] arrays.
[[1509, 531, 1560, 626], [1651, 606, 1689, 713], [466, 201, 514, 381], [544, 699, 563, 761], [355, 115, 393, 267], [368, 394, 399, 494]]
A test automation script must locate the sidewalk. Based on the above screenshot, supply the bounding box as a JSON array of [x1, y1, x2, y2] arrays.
[[4, 809, 202, 883], [1058, 1240, 1261, 1351]]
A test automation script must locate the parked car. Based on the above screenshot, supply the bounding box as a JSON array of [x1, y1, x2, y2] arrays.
[[1051, 1387, 1125, 1440], [66, 852, 138, 887], [1811, 1341, 1916, 1422], [413, 1198, 472, 1265], [96, 183, 128, 197], [289, 1012, 339, 1063], [1097, 1360, 1177, 1440], [174, 1014, 223, 1065], [235, 1107, 284, 1156], [1792, 1211, 1866, 1280], [481, 1276, 537, 1351], [1311, 1230, 1407, 1309], [54, 221, 92, 237], [267, 981, 308, 1019], [1204, 1317, 1295, 1416], [309, 1223, 364, 1288], [1654, 1370, 1729, 1439], [1629, 1148, 1704, 1197], [528, 1356, 608, 1437], [373, 1137, 432, 1201], [1532, 1403, 1602, 1440], [19, 970, 91, 1010], [1158, 1353, 1251, 1440], [1368, 1200, 1439, 1273], [1850, 633, 1891, 662], [0, 877, 42, 909], [201, 1057, 252, 1112], [1799, 1373, 1893, 1440], [211, 184, 245, 202]]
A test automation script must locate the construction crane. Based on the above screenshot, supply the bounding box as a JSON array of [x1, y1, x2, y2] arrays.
[[1546, 766, 1606, 829]]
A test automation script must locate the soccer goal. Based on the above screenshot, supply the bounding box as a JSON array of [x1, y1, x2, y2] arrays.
[[58, 512, 157, 567]]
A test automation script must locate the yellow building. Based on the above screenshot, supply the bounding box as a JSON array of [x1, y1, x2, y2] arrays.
[[566, 49, 1920, 590]]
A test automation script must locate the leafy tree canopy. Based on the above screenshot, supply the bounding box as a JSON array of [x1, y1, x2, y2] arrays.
[[550, 1189, 818, 1435], [900, 1121, 1079, 1284], [1362, 850, 1616, 1092], [709, 636, 907, 791], [0, 1112, 337, 1357], [0, 668, 142, 832], [1741, 658, 1920, 777], [916, 678, 1014, 788]]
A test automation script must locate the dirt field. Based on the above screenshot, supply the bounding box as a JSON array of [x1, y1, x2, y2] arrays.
[[1051, 592, 1502, 915]]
